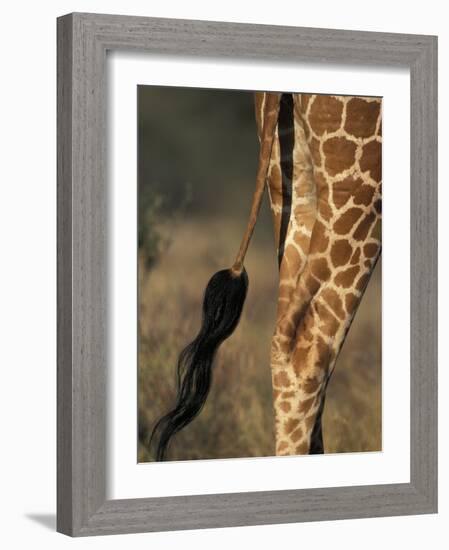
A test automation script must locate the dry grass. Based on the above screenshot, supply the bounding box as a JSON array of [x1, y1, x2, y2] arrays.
[[138, 216, 381, 462]]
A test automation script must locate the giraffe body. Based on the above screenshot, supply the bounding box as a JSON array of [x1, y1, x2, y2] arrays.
[[256, 92, 382, 455]]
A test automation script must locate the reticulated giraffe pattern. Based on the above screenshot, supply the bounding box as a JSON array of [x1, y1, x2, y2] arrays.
[[255, 92, 382, 456]]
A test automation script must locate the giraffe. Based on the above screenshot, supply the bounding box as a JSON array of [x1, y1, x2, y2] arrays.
[[150, 91, 381, 460], [255, 91, 382, 455]]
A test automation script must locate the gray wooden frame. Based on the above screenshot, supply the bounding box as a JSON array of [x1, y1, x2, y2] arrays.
[[57, 12, 438, 537]]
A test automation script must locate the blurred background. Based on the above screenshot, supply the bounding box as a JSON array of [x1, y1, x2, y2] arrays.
[[137, 85, 382, 462]]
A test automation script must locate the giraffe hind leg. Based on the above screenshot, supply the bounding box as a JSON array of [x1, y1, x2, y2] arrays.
[[309, 391, 327, 454], [277, 93, 295, 266]]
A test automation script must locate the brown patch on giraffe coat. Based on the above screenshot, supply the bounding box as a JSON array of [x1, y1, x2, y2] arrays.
[[290, 427, 304, 443], [353, 212, 376, 241], [350, 248, 361, 265], [279, 401, 291, 413], [298, 396, 315, 414], [333, 190, 351, 210], [356, 273, 370, 292], [302, 377, 320, 394], [319, 200, 334, 224], [330, 239, 353, 267], [321, 288, 346, 320], [310, 258, 331, 282], [293, 345, 311, 374], [317, 187, 333, 222], [316, 336, 331, 371], [345, 98, 380, 138], [295, 442, 309, 454], [311, 220, 329, 253], [308, 95, 344, 136], [359, 140, 382, 182], [370, 218, 382, 241], [309, 136, 321, 167], [277, 441, 289, 453], [282, 391, 296, 399], [364, 243, 379, 258], [273, 370, 291, 388], [284, 417, 300, 435], [334, 207, 364, 235], [335, 265, 360, 288], [305, 415, 316, 431], [345, 293, 358, 313], [333, 176, 363, 209], [293, 346, 311, 376], [354, 184, 375, 206], [323, 137, 357, 177]]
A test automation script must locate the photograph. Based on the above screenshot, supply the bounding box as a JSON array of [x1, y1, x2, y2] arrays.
[[137, 86, 382, 462]]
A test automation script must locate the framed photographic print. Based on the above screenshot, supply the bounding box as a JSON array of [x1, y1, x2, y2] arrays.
[[57, 12, 438, 536]]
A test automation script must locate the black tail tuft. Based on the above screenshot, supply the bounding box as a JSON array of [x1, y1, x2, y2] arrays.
[[149, 268, 249, 461]]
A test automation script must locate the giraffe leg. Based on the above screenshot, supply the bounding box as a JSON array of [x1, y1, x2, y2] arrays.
[[272, 191, 381, 455], [255, 93, 318, 452], [309, 389, 327, 454], [271, 93, 382, 455], [255, 92, 317, 319]]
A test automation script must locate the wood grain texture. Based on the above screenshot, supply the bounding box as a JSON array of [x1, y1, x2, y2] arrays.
[[56, 12, 438, 536], [57, 13, 74, 536]]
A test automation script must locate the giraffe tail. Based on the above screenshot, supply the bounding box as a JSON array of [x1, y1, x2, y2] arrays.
[[149, 267, 248, 461], [149, 93, 281, 461]]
